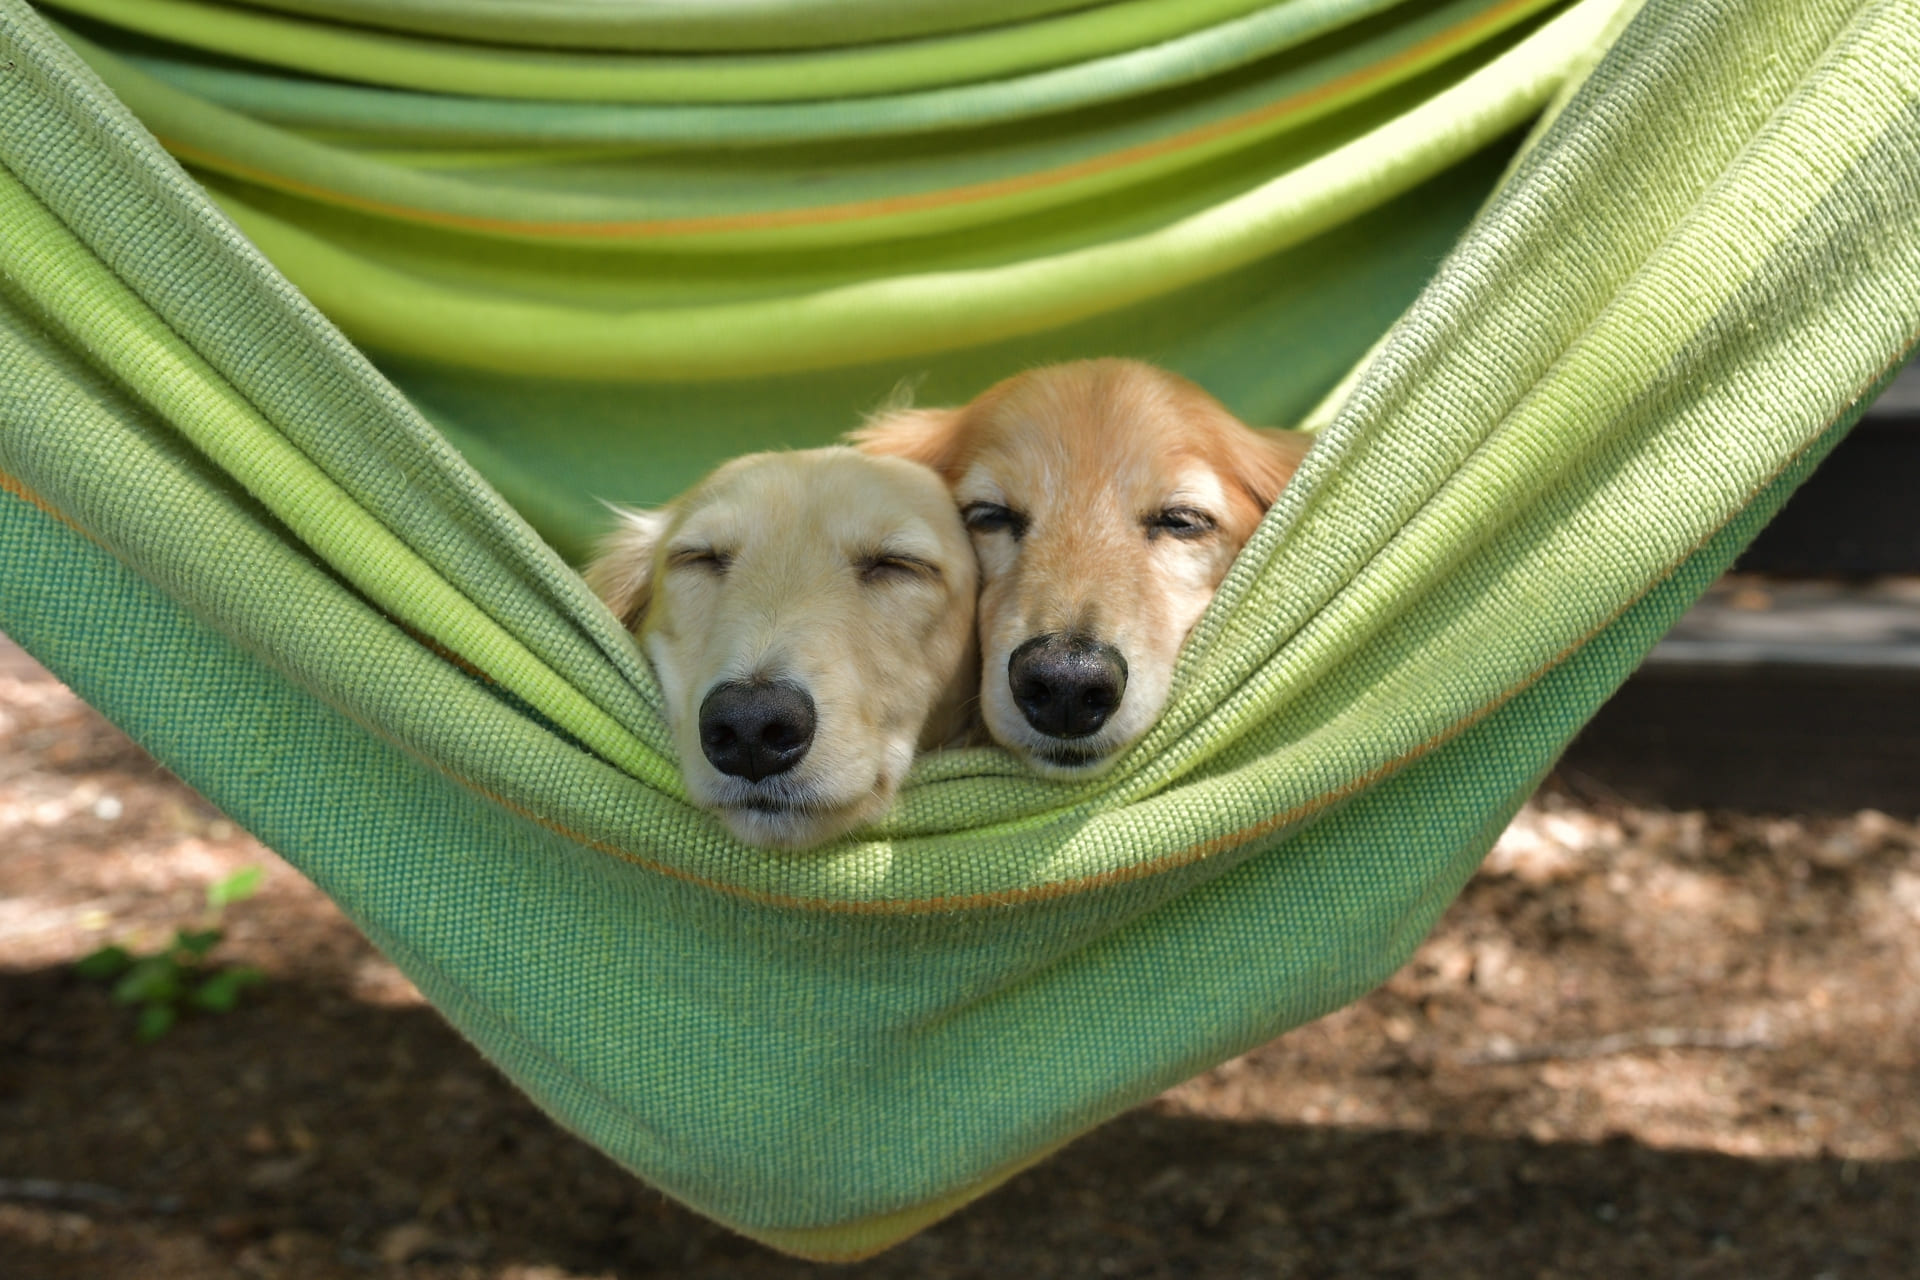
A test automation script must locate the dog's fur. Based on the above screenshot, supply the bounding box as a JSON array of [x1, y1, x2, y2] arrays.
[[584, 447, 977, 849], [854, 359, 1310, 777]]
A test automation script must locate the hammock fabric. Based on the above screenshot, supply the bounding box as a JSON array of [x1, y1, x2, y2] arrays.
[[2, 0, 1917, 1260]]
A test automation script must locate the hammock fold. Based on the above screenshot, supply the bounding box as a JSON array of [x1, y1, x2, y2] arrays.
[[2, 0, 1916, 1259], [115, 0, 1412, 146], [212, 0, 1105, 53]]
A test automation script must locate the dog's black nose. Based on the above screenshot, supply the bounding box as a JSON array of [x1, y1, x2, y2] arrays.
[[699, 680, 816, 781], [1009, 634, 1128, 740]]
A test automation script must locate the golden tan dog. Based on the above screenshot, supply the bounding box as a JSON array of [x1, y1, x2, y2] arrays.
[[585, 447, 978, 849], [854, 359, 1310, 777]]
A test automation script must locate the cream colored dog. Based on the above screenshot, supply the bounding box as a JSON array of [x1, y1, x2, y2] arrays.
[[585, 447, 978, 849], [855, 359, 1310, 778]]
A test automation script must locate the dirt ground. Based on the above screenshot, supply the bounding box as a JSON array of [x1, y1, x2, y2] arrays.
[[2, 634, 1917, 1279]]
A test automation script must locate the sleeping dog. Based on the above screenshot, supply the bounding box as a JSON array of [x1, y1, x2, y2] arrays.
[[855, 359, 1311, 778], [586, 447, 977, 849]]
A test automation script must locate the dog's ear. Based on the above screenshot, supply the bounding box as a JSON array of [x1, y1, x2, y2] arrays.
[[1230, 427, 1315, 511], [849, 405, 967, 478], [583, 505, 669, 633]]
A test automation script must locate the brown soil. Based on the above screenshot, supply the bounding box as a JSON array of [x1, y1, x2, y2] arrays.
[[3, 635, 1917, 1279]]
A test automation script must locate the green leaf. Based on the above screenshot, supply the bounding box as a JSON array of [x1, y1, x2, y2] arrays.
[[74, 945, 133, 981], [135, 1003, 177, 1042], [174, 928, 223, 957], [206, 866, 263, 909], [190, 966, 265, 1012], [112, 956, 182, 1006]]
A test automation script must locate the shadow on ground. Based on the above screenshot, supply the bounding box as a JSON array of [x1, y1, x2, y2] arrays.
[[5, 636, 1919, 1278], [3, 964, 1916, 1280]]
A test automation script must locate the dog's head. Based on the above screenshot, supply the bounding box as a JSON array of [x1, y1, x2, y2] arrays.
[[585, 447, 978, 849], [855, 360, 1308, 778]]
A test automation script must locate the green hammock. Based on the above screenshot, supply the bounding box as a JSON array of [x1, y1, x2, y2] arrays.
[[2, 0, 1916, 1259]]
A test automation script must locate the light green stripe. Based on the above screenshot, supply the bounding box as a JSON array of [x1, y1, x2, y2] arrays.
[[122, 0, 1417, 147], [0, 0, 678, 762], [205, 0, 1624, 379], [49, 0, 1311, 103], [0, 166, 677, 792], [63, 0, 1543, 250], [224, 0, 1099, 51], [1204, 0, 1910, 757], [1150, 0, 1871, 760]]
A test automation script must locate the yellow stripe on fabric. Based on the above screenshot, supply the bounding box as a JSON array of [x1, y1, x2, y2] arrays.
[[1154, 0, 1917, 788], [1112, 0, 1913, 817], [0, 464, 86, 535], [101, 0, 1551, 245], [221, 0, 1098, 53], [208, 0, 1628, 380], [47, 0, 1289, 104], [0, 166, 678, 793]]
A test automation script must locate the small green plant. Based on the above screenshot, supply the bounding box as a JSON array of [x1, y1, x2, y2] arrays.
[[75, 866, 268, 1041]]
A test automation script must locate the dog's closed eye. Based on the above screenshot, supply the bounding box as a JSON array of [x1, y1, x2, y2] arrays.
[[587, 447, 979, 850], [961, 502, 1028, 539], [1143, 506, 1218, 540], [857, 551, 942, 585], [852, 358, 1312, 780], [667, 545, 733, 574]]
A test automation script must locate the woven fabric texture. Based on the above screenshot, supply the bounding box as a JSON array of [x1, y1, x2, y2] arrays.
[[3, 0, 1917, 1257]]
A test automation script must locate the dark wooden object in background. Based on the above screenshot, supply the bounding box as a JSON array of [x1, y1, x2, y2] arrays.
[[1562, 358, 1920, 814]]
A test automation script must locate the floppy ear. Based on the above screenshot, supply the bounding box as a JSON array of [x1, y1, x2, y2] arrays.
[[583, 505, 669, 633], [848, 405, 967, 478], [1231, 427, 1315, 511]]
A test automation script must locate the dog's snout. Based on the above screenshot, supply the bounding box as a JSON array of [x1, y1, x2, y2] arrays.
[[699, 680, 817, 781], [1008, 634, 1128, 740]]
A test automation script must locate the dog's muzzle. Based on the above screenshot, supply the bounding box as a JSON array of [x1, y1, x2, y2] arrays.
[[699, 678, 816, 781], [1008, 633, 1128, 740]]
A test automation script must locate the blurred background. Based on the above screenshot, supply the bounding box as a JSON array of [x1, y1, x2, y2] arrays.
[[3, 354, 1916, 1279]]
